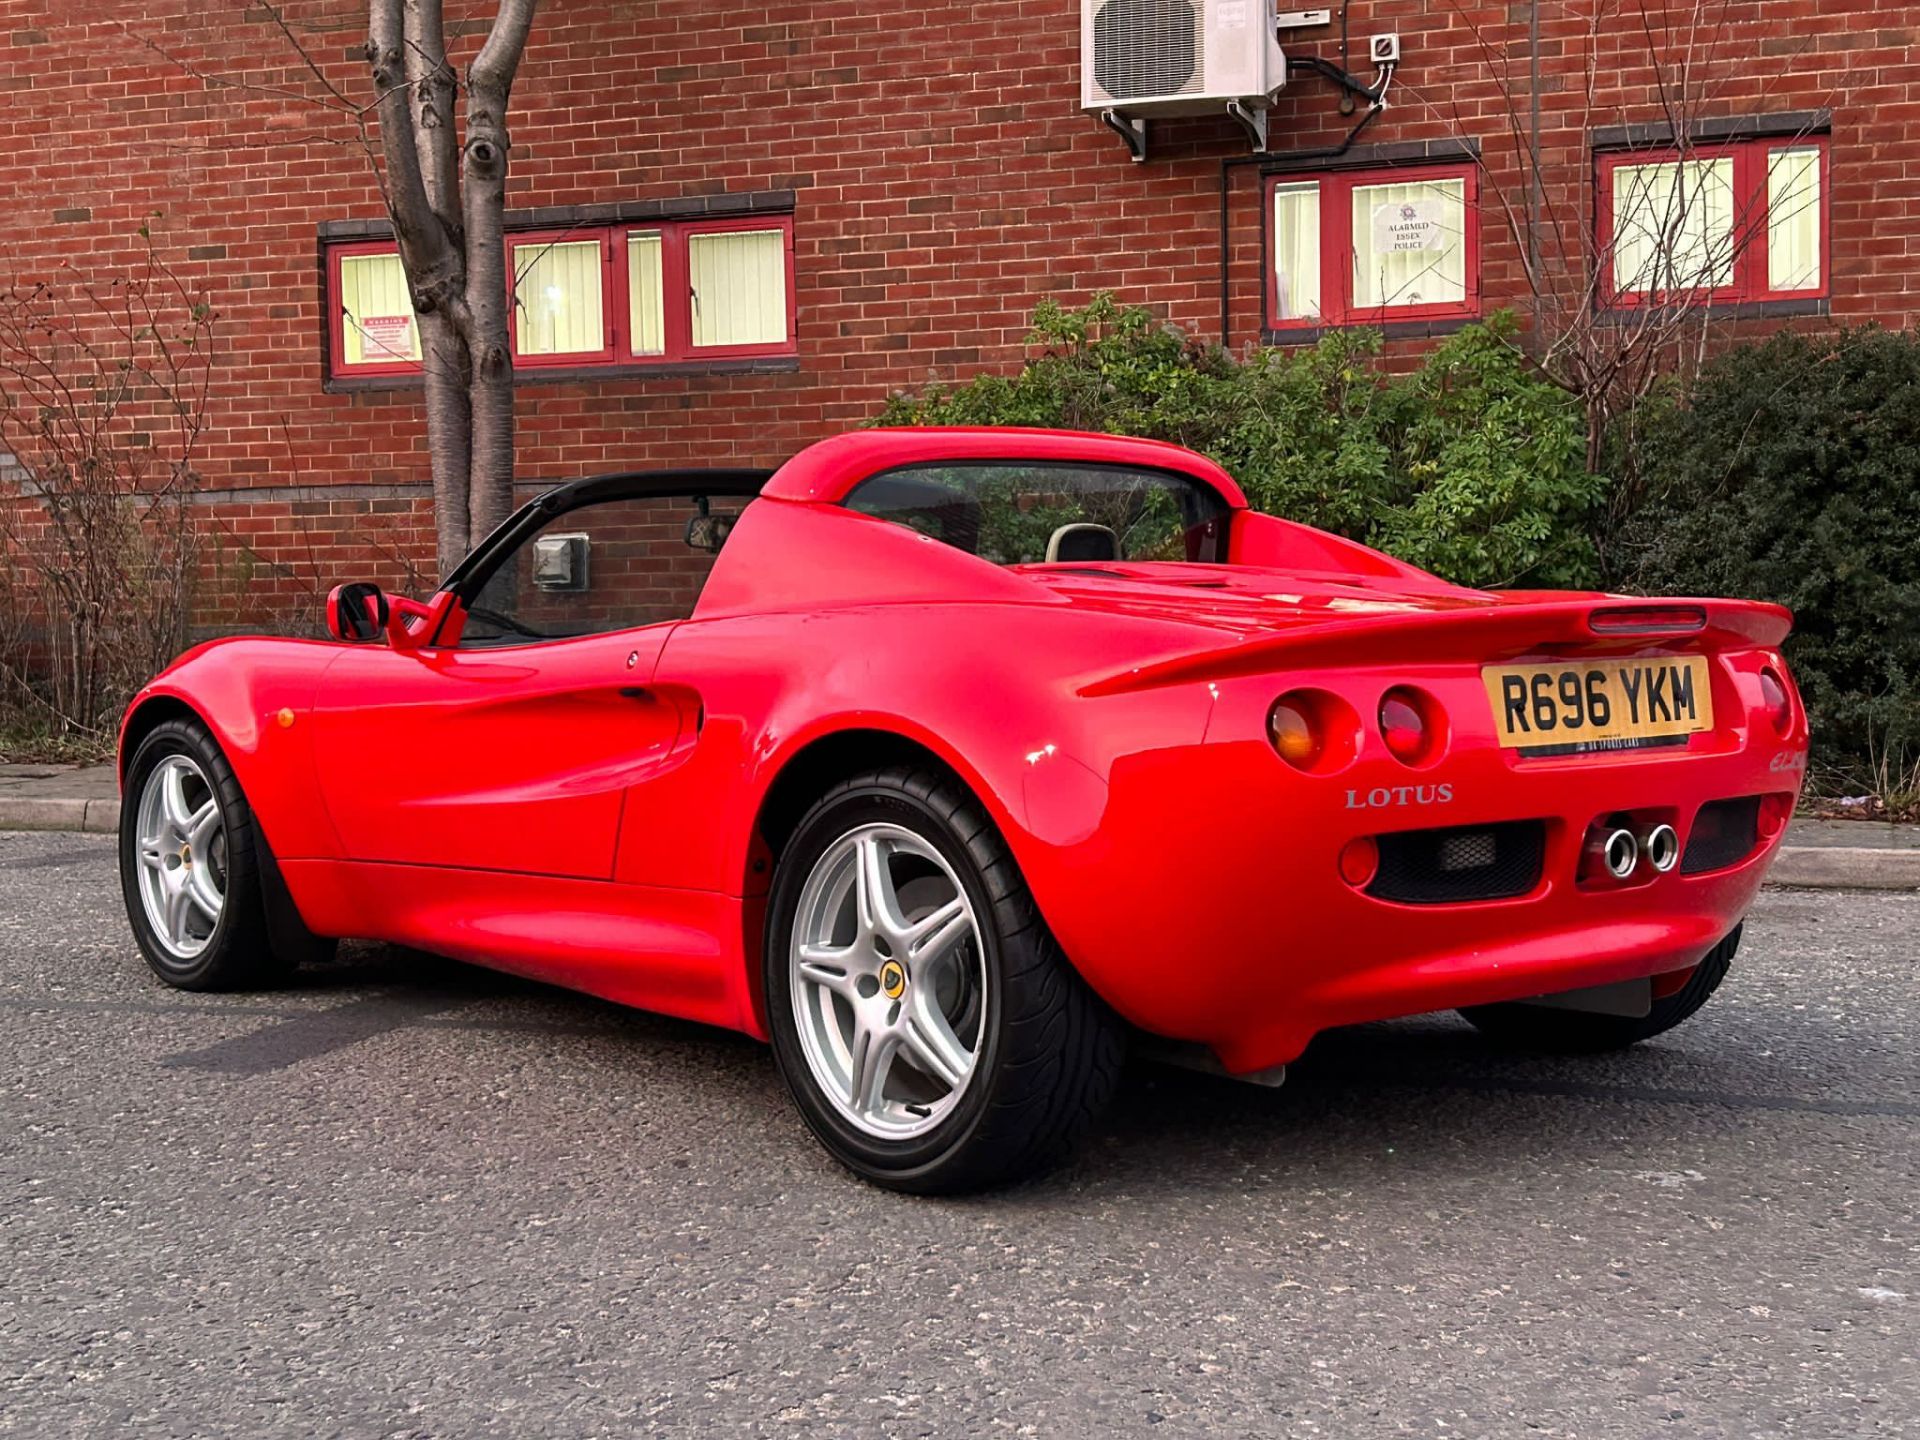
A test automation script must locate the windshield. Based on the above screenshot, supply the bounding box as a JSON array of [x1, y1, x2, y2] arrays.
[[844, 462, 1233, 565]]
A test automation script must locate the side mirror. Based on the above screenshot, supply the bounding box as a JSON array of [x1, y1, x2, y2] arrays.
[[326, 581, 390, 642]]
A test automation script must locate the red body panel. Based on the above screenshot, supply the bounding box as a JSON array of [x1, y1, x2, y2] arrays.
[[120, 428, 1808, 1069]]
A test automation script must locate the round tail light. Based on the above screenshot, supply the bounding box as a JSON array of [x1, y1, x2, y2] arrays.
[[1379, 686, 1444, 766], [1758, 667, 1792, 735], [1268, 689, 1360, 774], [1269, 697, 1323, 770]]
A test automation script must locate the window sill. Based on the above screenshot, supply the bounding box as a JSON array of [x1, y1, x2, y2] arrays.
[[1592, 295, 1828, 326], [324, 355, 801, 395], [1262, 316, 1478, 346]]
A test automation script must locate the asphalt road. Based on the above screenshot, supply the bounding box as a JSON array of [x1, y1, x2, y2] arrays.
[[1, 831, 1915, 1438]]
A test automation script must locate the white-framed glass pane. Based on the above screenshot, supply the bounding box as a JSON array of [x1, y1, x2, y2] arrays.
[[688, 229, 787, 347], [1767, 147, 1822, 292], [1351, 176, 1468, 310], [512, 239, 605, 356], [1610, 157, 1735, 295], [627, 231, 666, 355], [339, 251, 419, 366], [1270, 181, 1322, 321]]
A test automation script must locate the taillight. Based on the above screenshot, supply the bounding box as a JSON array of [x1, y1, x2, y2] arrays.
[[1269, 697, 1322, 770], [1268, 689, 1360, 774], [1759, 667, 1792, 735], [1378, 686, 1445, 766]]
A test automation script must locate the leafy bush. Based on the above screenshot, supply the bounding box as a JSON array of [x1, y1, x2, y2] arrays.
[[873, 294, 1605, 589], [1614, 327, 1920, 787]]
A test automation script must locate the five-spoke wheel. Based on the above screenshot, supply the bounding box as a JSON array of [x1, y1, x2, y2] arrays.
[[132, 754, 228, 961], [790, 822, 986, 1139], [119, 715, 310, 990], [765, 765, 1124, 1193]]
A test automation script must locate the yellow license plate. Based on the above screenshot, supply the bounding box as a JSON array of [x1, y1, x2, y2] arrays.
[[1481, 656, 1713, 748]]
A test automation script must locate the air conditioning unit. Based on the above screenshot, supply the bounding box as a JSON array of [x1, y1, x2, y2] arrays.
[[1082, 0, 1286, 155]]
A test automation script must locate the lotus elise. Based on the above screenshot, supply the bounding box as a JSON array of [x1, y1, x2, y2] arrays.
[[118, 428, 1807, 1190]]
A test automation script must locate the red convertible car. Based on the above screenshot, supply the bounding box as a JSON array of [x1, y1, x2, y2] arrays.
[[118, 428, 1806, 1190]]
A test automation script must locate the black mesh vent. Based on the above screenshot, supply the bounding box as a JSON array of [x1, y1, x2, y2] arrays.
[[1681, 796, 1761, 875], [1368, 821, 1546, 905]]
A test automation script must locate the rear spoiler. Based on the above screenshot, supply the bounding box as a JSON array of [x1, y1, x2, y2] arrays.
[[1079, 598, 1792, 697]]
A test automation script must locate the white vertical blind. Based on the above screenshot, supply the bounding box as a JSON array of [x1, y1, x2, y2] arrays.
[[688, 229, 787, 347], [1350, 178, 1468, 310], [627, 231, 666, 354], [1610, 157, 1735, 294], [512, 239, 605, 355], [340, 251, 419, 365], [1767, 147, 1823, 292], [1270, 182, 1322, 321]]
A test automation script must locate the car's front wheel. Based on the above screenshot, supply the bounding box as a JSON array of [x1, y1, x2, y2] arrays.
[[765, 766, 1123, 1193], [1458, 924, 1741, 1053], [119, 717, 303, 991]]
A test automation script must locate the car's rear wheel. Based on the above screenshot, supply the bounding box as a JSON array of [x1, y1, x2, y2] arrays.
[[765, 766, 1123, 1193], [120, 717, 302, 991], [1458, 924, 1741, 1053]]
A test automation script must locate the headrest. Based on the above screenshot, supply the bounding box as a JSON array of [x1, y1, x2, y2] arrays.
[[1046, 522, 1120, 564]]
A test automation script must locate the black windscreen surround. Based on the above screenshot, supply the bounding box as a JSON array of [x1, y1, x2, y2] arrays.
[[845, 462, 1233, 566]]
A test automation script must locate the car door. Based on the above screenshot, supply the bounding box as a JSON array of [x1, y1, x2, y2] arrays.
[[309, 482, 752, 880], [311, 627, 682, 879]]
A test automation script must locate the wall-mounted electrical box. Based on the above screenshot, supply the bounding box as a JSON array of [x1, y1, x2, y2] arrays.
[[532, 533, 590, 592]]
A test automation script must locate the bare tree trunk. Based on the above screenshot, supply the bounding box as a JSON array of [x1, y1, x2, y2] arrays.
[[462, 156, 515, 543], [417, 314, 473, 566], [403, 0, 473, 570], [461, 0, 537, 542]]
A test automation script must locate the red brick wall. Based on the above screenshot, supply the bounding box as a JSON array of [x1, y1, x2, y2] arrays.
[[0, 0, 1914, 593]]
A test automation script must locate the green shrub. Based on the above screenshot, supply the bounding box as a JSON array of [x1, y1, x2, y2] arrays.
[[873, 294, 1605, 590], [1614, 326, 1920, 786]]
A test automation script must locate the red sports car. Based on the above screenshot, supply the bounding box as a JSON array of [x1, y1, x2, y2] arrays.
[[118, 428, 1806, 1190]]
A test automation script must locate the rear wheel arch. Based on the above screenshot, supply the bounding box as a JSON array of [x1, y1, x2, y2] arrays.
[[755, 729, 979, 866]]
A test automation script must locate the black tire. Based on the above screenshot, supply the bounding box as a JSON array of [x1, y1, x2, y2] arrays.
[[118, 716, 315, 990], [1459, 924, 1741, 1053], [764, 765, 1124, 1193]]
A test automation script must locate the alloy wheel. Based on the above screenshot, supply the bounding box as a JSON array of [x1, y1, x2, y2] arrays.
[[788, 822, 987, 1140], [133, 754, 228, 962]]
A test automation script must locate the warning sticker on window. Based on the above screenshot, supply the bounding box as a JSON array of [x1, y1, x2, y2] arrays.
[[1370, 201, 1450, 254], [359, 313, 416, 359]]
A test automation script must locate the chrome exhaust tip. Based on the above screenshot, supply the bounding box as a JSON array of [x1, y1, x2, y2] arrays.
[[1644, 823, 1681, 873], [1603, 828, 1640, 879]]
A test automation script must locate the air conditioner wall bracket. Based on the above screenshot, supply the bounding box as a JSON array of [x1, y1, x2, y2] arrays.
[[1225, 99, 1268, 152], [1100, 108, 1148, 162]]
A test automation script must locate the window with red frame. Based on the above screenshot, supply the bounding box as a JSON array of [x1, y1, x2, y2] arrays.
[[1265, 164, 1480, 332], [1597, 137, 1827, 306], [326, 215, 796, 379]]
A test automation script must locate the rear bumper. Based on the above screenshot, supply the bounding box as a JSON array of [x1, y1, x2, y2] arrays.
[[1020, 691, 1803, 1074]]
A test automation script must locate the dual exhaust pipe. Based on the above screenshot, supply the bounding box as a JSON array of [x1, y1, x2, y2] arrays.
[[1599, 823, 1680, 879]]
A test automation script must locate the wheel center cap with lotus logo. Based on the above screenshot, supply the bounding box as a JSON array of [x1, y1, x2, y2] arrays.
[[879, 959, 907, 999]]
